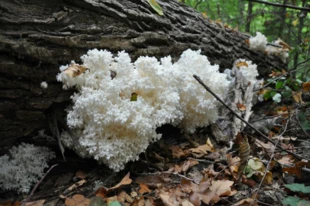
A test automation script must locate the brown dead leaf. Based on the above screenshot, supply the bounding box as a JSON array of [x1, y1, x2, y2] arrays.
[[189, 142, 214, 158], [236, 61, 248, 68], [95, 187, 109, 198], [159, 191, 178, 206], [245, 39, 250, 46], [237, 103, 246, 111], [202, 180, 236, 204], [0, 201, 20, 206], [237, 135, 250, 181], [277, 155, 295, 165], [117, 191, 133, 204], [110, 172, 132, 190], [96, 172, 132, 198], [269, 69, 287, 78], [232, 198, 258, 206], [64, 64, 88, 78], [170, 145, 187, 158], [255, 139, 275, 153], [131, 197, 143, 206], [65, 179, 87, 193], [25, 200, 45, 206], [292, 91, 303, 104], [135, 175, 168, 188], [180, 178, 211, 206], [203, 164, 219, 178], [242, 177, 256, 187], [75, 170, 87, 180], [181, 159, 199, 173], [282, 161, 310, 178], [302, 82, 310, 92], [206, 138, 215, 151], [227, 154, 240, 178], [139, 183, 151, 194], [65, 194, 89, 206], [256, 171, 273, 185], [278, 39, 291, 50]]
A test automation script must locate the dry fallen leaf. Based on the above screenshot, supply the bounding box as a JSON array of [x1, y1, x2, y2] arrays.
[[159, 191, 177, 206], [135, 175, 167, 188], [202, 180, 236, 204], [227, 154, 240, 178], [302, 82, 310, 92], [110, 172, 132, 190], [75, 170, 87, 180], [65, 180, 87, 193], [277, 155, 295, 165], [139, 183, 151, 195], [255, 139, 275, 154], [232, 198, 258, 206], [236, 61, 248, 68], [64, 64, 89, 78], [169, 145, 187, 158], [282, 161, 310, 178], [25, 200, 45, 206], [237, 103, 246, 111], [172, 159, 199, 173], [237, 135, 250, 182], [255, 171, 273, 185], [117, 191, 133, 204], [292, 91, 303, 104], [0, 201, 20, 206], [65, 194, 90, 206], [189, 143, 213, 157], [96, 172, 132, 198]]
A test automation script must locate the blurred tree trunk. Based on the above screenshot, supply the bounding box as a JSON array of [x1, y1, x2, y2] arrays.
[[293, 0, 307, 68], [238, 0, 245, 31], [278, 0, 288, 38], [246, 1, 253, 33], [0, 0, 286, 152]]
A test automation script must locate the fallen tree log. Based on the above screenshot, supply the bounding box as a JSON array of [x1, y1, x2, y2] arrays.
[[0, 0, 286, 152]]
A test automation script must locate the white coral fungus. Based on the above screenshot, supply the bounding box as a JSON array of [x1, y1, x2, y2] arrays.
[[40, 81, 48, 89], [57, 49, 230, 171], [248, 32, 289, 62], [249, 32, 267, 53], [0, 143, 55, 193], [236, 59, 259, 83]]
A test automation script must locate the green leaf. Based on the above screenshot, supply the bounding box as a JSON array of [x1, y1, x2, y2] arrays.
[[270, 91, 277, 97], [248, 158, 263, 170], [263, 90, 271, 100], [147, 0, 164, 16], [282, 86, 292, 99], [108, 201, 122, 206], [284, 183, 310, 193], [276, 80, 285, 89], [90, 197, 106, 206], [282, 196, 310, 206], [244, 165, 254, 177], [130, 93, 138, 101]]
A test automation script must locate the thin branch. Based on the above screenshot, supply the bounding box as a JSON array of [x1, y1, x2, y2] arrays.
[[22, 164, 58, 205], [245, 0, 310, 12], [193, 75, 307, 161], [194, 0, 203, 9], [250, 114, 291, 206]]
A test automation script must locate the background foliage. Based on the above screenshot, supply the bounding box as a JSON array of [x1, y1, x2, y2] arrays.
[[181, 0, 309, 70]]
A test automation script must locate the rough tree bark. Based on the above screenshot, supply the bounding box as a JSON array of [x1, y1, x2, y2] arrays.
[[0, 0, 286, 152]]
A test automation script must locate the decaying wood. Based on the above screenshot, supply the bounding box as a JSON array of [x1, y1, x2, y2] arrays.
[[0, 0, 286, 152]]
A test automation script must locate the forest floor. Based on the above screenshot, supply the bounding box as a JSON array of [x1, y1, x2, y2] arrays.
[[1, 106, 310, 206]]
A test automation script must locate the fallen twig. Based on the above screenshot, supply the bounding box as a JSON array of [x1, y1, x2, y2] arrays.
[[193, 74, 307, 161], [22, 164, 58, 206], [250, 114, 291, 206]]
